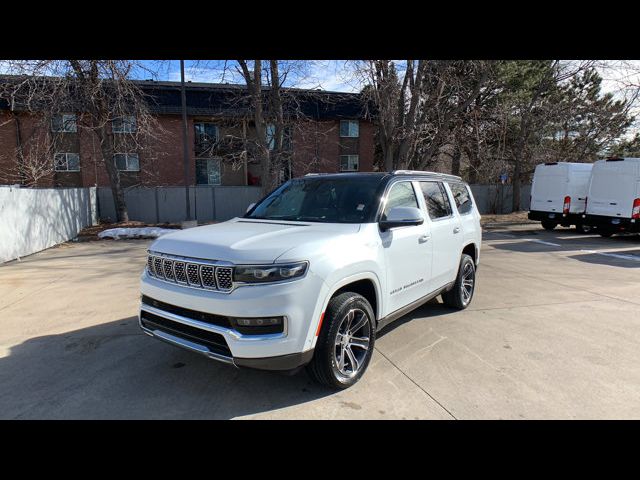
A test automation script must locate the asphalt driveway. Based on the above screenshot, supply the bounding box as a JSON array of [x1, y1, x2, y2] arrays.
[[1, 225, 639, 419]]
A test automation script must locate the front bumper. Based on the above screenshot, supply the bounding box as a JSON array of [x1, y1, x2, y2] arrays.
[[139, 269, 325, 370], [582, 214, 639, 233]]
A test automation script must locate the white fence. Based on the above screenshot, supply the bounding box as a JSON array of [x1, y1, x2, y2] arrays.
[[0, 186, 97, 263]]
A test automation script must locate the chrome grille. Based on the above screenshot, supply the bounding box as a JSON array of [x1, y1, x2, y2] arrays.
[[216, 267, 233, 291], [146, 253, 236, 293], [153, 257, 164, 278], [174, 262, 187, 283], [186, 263, 201, 286], [163, 259, 176, 280], [200, 266, 216, 289]]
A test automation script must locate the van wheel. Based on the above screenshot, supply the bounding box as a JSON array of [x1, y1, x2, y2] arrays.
[[442, 254, 476, 310], [541, 220, 557, 231], [599, 231, 614, 238], [576, 223, 592, 234], [306, 292, 376, 389]]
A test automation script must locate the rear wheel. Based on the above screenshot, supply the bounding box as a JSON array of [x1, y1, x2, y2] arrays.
[[541, 220, 557, 231], [442, 254, 476, 310], [306, 292, 375, 389], [576, 223, 592, 234]]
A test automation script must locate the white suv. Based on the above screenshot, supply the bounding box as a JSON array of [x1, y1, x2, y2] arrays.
[[140, 171, 482, 388]]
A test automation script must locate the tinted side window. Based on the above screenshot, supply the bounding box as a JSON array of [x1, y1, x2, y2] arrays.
[[419, 181, 452, 219], [449, 182, 473, 215], [382, 182, 419, 219]]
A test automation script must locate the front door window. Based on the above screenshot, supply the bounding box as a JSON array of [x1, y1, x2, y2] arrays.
[[196, 158, 221, 185]]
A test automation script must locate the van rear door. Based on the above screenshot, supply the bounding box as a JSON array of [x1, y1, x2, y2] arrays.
[[530, 163, 567, 213], [587, 159, 639, 218]]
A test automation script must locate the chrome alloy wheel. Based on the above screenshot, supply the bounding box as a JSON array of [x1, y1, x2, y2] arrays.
[[334, 308, 371, 377], [461, 262, 475, 304]]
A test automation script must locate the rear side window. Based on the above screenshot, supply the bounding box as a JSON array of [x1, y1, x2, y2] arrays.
[[382, 181, 419, 219], [419, 181, 452, 219], [448, 182, 474, 215]]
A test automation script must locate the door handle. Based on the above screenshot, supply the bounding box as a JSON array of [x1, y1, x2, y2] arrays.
[[453, 227, 461, 234], [419, 234, 431, 243]]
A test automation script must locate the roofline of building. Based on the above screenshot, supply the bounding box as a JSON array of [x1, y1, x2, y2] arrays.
[[0, 74, 362, 97]]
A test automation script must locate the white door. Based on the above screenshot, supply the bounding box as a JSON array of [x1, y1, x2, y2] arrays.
[[417, 181, 463, 290], [530, 164, 567, 213], [380, 181, 433, 315]]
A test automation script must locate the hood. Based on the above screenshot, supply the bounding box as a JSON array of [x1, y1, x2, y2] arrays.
[[149, 218, 361, 264]]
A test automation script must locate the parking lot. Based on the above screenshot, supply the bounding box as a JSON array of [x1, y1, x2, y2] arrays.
[[1, 224, 639, 419]]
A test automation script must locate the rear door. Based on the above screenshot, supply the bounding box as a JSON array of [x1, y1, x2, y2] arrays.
[[447, 181, 479, 248], [587, 160, 637, 218], [418, 181, 463, 291], [530, 164, 567, 214]]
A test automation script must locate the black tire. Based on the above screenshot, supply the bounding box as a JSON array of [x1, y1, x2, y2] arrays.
[[541, 220, 557, 231], [576, 223, 592, 234], [599, 231, 614, 238], [442, 254, 476, 310], [306, 292, 376, 389]]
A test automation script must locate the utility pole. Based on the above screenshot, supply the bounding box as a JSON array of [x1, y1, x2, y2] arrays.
[[180, 60, 192, 222]]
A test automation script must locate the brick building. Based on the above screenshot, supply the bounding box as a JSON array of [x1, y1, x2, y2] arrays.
[[0, 79, 376, 188]]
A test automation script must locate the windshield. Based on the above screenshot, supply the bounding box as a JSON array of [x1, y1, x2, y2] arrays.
[[246, 176, 383, 223]]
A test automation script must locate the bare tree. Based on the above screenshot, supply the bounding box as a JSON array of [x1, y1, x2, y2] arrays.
[[353, 60, 491, 171], [0, 60, 166, 221]]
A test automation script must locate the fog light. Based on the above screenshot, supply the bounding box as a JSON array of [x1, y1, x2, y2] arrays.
[[229, 317, 283, 333]]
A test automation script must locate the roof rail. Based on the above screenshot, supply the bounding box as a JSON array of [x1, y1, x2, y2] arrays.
[[304, 173, 330, 176], [391, 170, 462, 180]]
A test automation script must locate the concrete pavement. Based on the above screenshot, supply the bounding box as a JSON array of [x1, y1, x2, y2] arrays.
[[1, 226, 639, 419]]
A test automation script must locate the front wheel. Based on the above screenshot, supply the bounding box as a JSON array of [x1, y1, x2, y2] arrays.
[[306, 292, 376, 389], [442, 254, 476, 310], [599, 231, 614, 238]]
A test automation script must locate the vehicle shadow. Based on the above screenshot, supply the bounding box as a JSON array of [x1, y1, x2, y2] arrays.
[[489, 231, 640, 254], [376, 298, 455, 338], [0, 317, 334, 419], [566, 250, 640, 269]]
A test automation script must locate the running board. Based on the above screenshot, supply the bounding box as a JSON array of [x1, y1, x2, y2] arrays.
[[376, 282, 454, 332]]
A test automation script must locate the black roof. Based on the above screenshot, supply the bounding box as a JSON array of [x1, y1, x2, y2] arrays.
[[137, 80, 366, 119], [0, 75, 368, 120]]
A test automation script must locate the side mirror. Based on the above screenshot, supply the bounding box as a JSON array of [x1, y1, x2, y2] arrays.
[[246, 203, 256, 213], [379, 206, 424, 231]]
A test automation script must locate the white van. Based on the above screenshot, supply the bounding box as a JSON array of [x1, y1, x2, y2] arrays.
[[528, 162, 593, 232], [583, 157, 640, 237]]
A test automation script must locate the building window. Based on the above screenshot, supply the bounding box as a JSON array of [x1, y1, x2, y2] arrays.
[[266, 124, 293, 151], [196, 158, 221, 185], [112, 115, 136, 134], [340, 120, 359, 138], [54, 153, 80, 172], [340, 155, 359, 172], [51, 114, 77, 133], [114, 153, 140, 172], [194, 122, 219, 154], [266, 123, 276, 150]]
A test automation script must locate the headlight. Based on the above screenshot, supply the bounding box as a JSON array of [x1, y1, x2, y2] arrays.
[[233, 261, 308, 284]]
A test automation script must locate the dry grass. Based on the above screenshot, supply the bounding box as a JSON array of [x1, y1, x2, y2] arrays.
[[480, 211, 535, 225]]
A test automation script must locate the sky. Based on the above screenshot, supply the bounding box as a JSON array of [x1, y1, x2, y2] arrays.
[[135, 60, 364, 92], [138, 60, 640, 95]]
